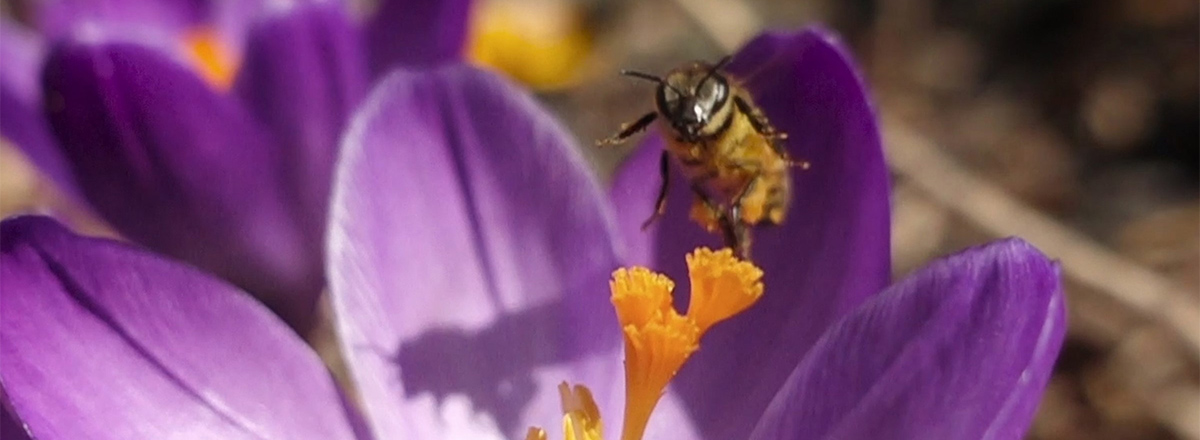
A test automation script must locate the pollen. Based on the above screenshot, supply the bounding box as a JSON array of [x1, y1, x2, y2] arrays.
[[684, 247, 764, 333], [182, 27, 237, 90], [610, 267, 675, 328], [688, 201, 724, 233]]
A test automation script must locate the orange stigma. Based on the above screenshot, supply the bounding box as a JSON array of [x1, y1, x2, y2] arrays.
[[525, 247, 764, 440], [684, 248, 764, 334]]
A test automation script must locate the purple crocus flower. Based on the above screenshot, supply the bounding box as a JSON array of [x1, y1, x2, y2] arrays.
[[0, 0, 471, 331], [0, 28, 1065, 440]]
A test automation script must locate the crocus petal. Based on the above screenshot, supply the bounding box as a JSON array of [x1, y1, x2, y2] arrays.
[[33, 0, 203, 38], [2, 406, 31, 440], [749, 238, 1066, 440], [0, 20, 81, 199], [29, 0, 206, 63], [42, 40, 322, 331], [0, 19, 45, 107], [365, 0, 471, 76], [203, 0, 270, 57], [611, 28, 892, 437], [0, 216, 367, 440], [235, 2, 368, 242], [34, 0, 269, 62], [0, 89, 80, 199], [329, 64, 626, 439]]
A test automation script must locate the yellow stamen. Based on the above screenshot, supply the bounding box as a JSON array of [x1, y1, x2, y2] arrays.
[[685, 247, 764, 334], [526, 427, 549, 440], [182, 27, 237, 90], [560, 382, 603, 440], [525, 383, 603, 440]]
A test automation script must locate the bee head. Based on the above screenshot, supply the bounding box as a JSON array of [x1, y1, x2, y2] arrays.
[[622, 57, 732, 142]]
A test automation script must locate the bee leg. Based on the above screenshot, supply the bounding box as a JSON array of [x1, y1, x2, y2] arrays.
[[734, 95, 783, 139], [728, 167, 762, 225], [686, 187, 750, 258], [719, 217, 739, 253], [640, 151, 671, 230], [708, 209, 750, 259], [733, 223, 753, 260], [734, 95, 795, 158], [688, 183, 719, 217], [686, 183, 728, 229], [597, 112, 657, 146]]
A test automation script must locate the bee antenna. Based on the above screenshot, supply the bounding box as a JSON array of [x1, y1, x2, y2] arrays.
[[697, 55, 733, 90], [620, 70, 663, 83], [621, 70, 686, 96]]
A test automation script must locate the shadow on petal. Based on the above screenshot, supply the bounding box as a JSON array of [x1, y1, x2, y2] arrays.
[[394, 301, 587, 435], [328, 64, 622, 439]]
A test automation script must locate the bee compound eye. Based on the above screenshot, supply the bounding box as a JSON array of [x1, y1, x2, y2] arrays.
[[656, 86, 680, 114], [703, 78, 728, 106]]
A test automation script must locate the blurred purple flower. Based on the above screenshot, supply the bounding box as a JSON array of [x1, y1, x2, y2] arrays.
[[0, 28, 1065, 440], [0, 0, 472, 331]]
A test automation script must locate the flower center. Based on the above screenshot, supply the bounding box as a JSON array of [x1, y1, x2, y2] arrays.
[[182, 27, 237, 90], [526, 247, 765, 440]]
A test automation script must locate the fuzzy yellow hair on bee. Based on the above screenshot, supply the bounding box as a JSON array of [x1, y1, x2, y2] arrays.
[[599, 57, 807, 259]]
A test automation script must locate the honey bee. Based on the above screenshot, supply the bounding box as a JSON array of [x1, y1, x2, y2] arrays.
[[599, 57, 806, 259]]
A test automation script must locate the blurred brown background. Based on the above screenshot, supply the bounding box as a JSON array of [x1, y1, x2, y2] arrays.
[[2, 0, 1197, 438]]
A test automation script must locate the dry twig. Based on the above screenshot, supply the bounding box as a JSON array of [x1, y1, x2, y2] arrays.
[[884, 120, 1200, 358]]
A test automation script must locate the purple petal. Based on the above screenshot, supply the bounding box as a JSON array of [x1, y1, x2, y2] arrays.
[[0, 87, 80, 199], [203, 0, 270, 57], [0, 216, 367, 440], [42, 40, 322, 331], [32, 0, 203, 38], [31, 0, 272, 65], [2, 406, 31, 440], [31, 0, 204, 61], [749, 238, 1066, 440], [0, 20, 83, 199], [328, 64, 624, 438], [610, 28, 892, 437], [0, 20, 45, 107], [365, 0, 471, 76], [235, 2, 368, 243]]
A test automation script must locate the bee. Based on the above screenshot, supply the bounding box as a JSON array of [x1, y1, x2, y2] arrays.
[[598, 57, 806, 259]]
